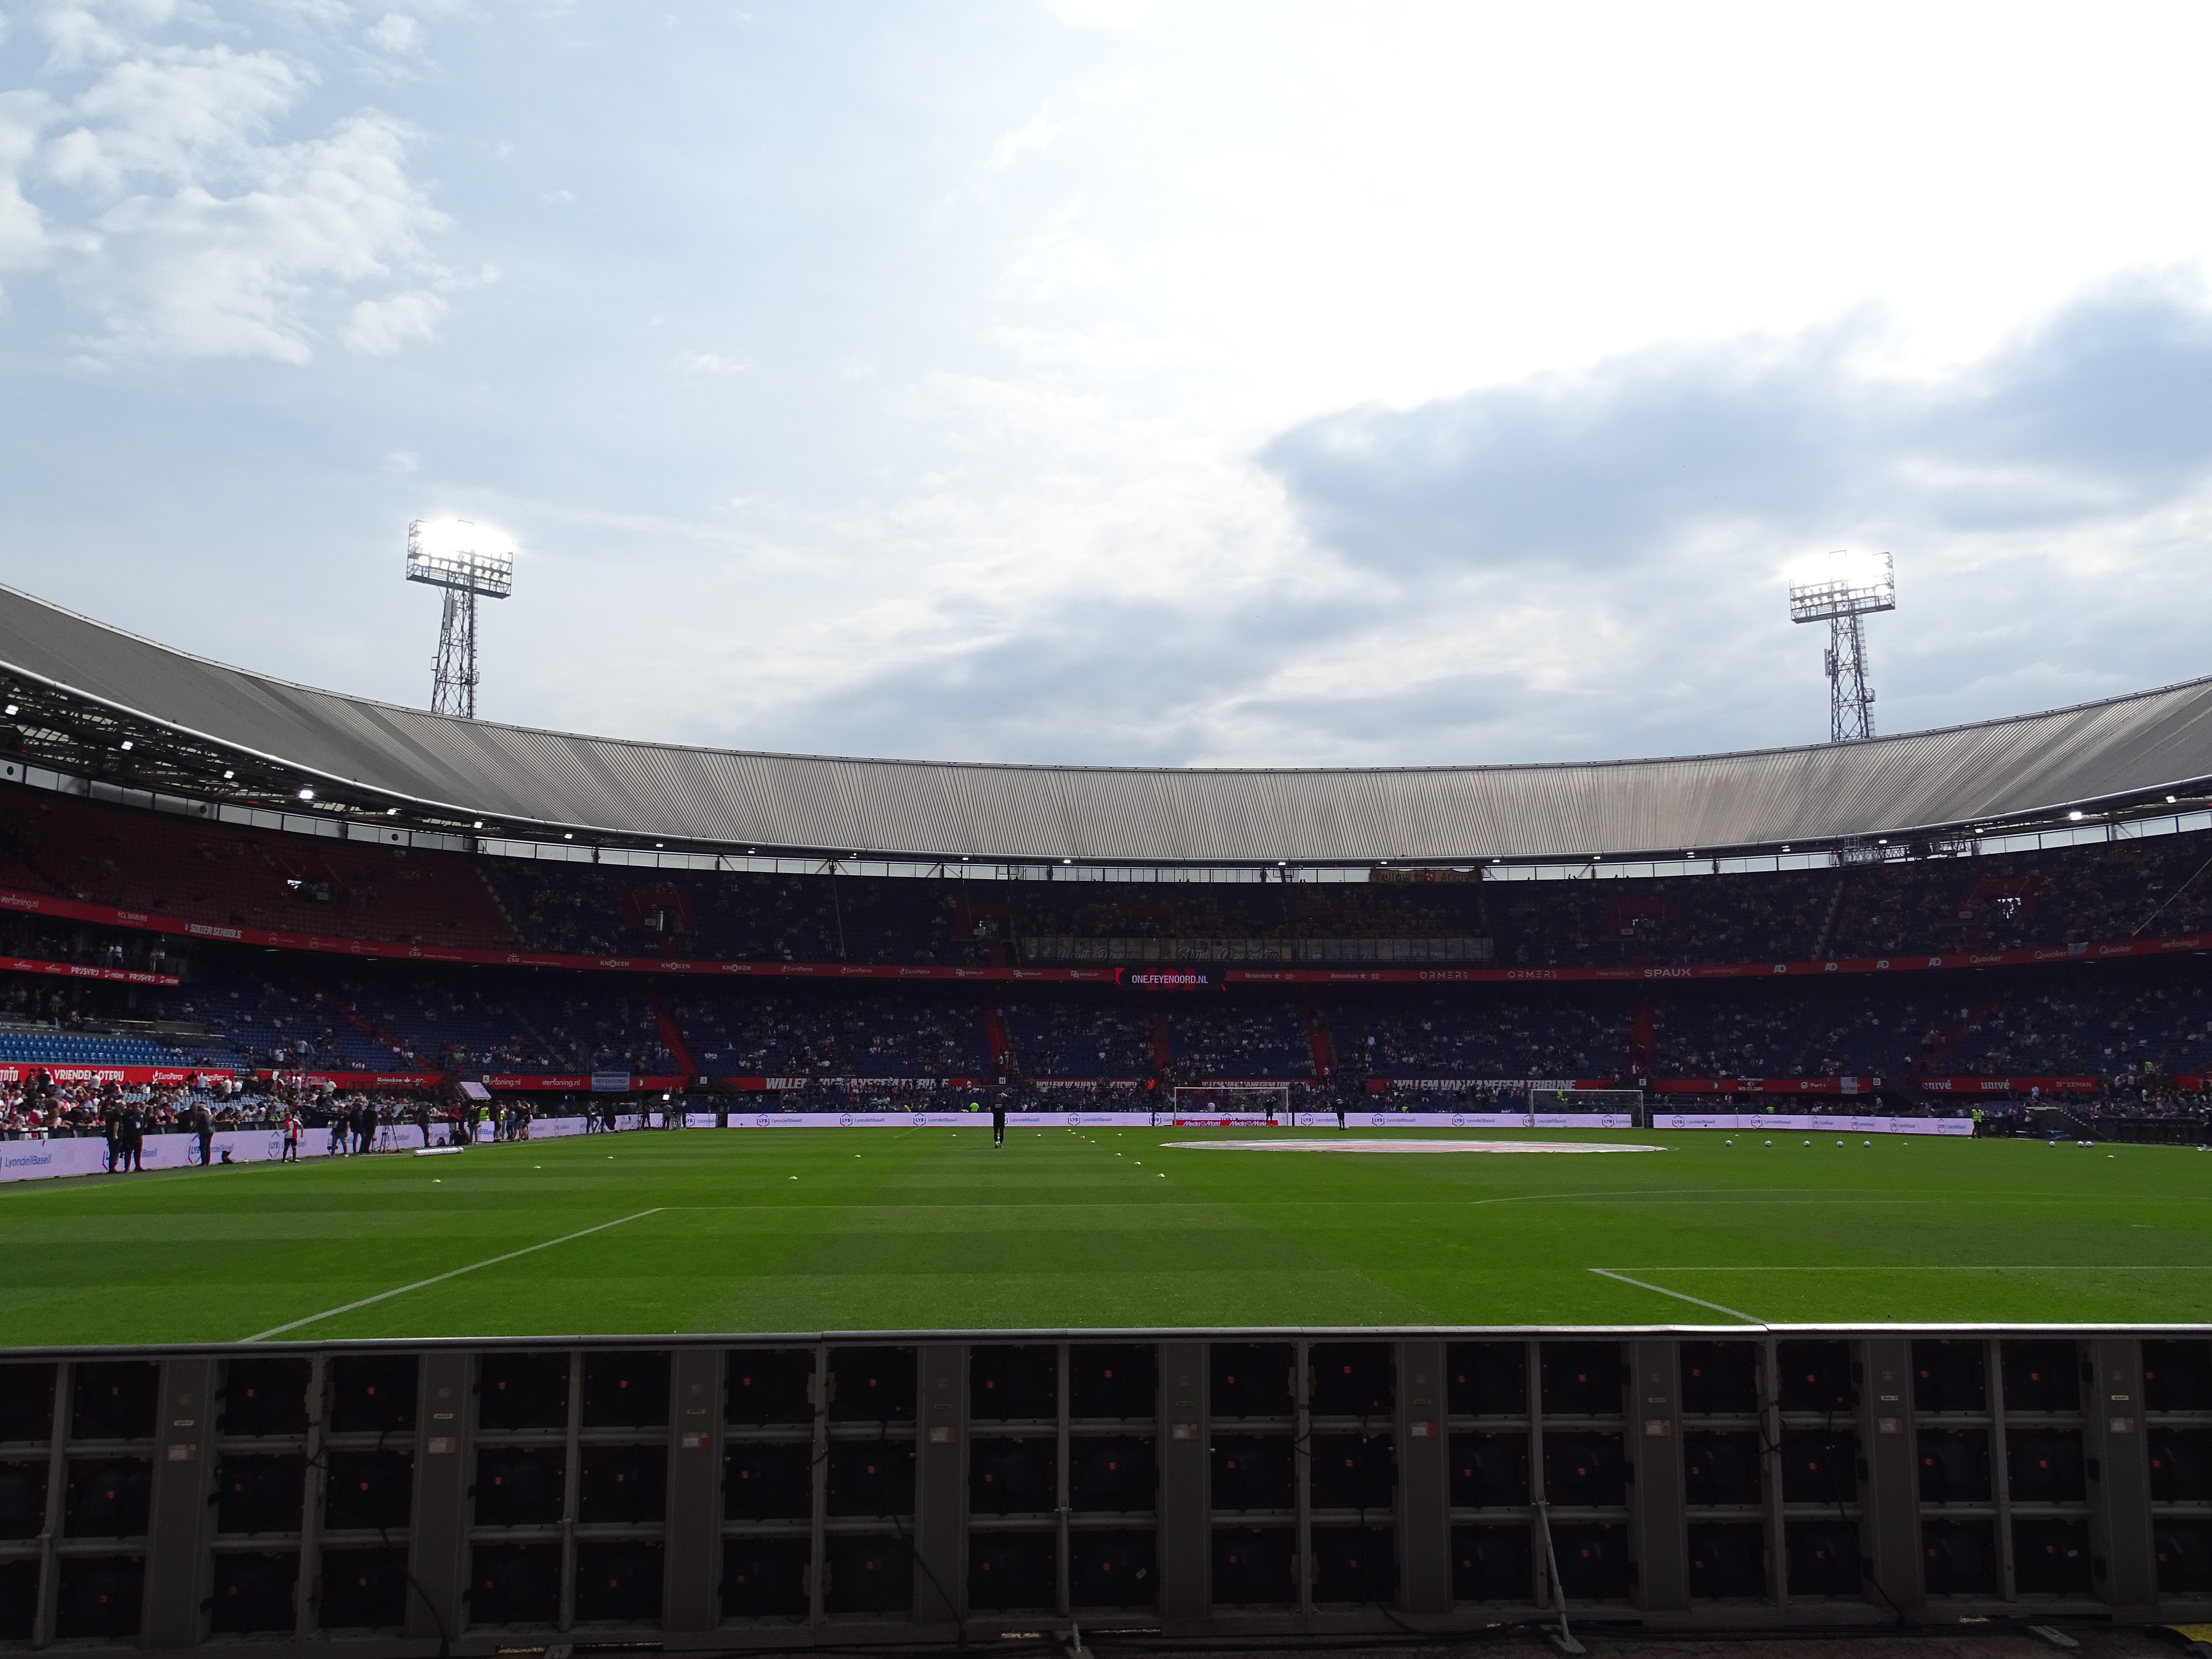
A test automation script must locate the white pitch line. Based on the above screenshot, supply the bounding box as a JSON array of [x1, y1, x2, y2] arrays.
[[243, 1209, 663, 1342], [1590, 1268, 1763, 1325], [1633, 1264, 2212, 1272]]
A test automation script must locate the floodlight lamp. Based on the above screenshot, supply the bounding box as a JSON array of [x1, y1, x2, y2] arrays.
[[1788, 550, 1896, 624], [2169, 795, 2180, 804], [222, 770, 234, 780], [2068, 810, 2084, 821], [405, 518, 515, 599], [473, 820, 484, 829], [297, 788, 314, 801], [118, 740, 131, 751], [3, 704, 15, 716]]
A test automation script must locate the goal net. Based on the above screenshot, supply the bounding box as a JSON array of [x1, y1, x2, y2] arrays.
[[1170, 1083, 1292, 1125], [1527, 1086, 1646, 1126]]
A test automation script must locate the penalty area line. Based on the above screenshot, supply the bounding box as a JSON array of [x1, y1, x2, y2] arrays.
[[1590, 1268, 1763, 1326], [242, 1209, 664, 1342]]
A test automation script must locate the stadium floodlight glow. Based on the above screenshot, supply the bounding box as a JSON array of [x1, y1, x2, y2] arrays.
[[1789, 550, 1896, 743], [406, 518, 515, 720], [2069, 809, 2085, 821], [117, 740, 131, 751], [2, 704, 14, 716], [297, 788, 314, 801]]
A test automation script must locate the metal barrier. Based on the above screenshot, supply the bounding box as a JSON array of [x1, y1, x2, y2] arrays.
[[1, 1325, 2209, 1651]]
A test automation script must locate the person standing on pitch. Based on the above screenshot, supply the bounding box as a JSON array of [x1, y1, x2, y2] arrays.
[[192, 1098, 214, 1168], [120, 1098, 146, 1171], [992, 1095, 1006, 1148], [281, 1102, 301, 1164]]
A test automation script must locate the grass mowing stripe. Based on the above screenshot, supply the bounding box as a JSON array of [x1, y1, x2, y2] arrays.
[[1589, 1269, 1763, 1324], [242, 1209, 662, 1341]]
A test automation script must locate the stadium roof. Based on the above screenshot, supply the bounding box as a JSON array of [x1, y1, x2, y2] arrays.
[[1, 582, 2209, 866]]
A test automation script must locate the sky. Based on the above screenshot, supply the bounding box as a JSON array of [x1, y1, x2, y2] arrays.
[[2, 1, 2212, 769]]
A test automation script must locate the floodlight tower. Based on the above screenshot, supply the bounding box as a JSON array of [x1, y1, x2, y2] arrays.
[[1788, 551, 1895, 742], [405, 520, 514, 719]]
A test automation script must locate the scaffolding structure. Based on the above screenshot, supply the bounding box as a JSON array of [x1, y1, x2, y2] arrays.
[[1789, 551, 1895, 742], [405, 520, 513, 719]]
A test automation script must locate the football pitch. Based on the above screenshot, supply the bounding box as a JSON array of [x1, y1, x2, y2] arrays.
[[2, 1124, 2210, 1348]]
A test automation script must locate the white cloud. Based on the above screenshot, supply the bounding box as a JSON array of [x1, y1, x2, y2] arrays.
[[364, 14, 421, 55], [0, 91, 52, 273], [43, 46, 303, 196], [982, 109, 1059, 172], [76, 112, 446, 361], [670, 349, 746, 377], [27, 1, 183, 73], [5, 12, 449, 361], [343, 286, 445, 355]]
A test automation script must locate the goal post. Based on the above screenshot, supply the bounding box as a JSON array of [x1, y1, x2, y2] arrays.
[[1169, 1083, 1292, 1125], [1528, 1086, 1646, 1127]]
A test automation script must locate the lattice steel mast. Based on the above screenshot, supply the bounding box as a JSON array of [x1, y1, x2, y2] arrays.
[[1789, 552, 1895, 742], [405, 521, 513, 719]]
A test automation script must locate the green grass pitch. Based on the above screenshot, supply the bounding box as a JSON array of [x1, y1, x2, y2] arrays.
[[2, 1125, 2210, 1348]]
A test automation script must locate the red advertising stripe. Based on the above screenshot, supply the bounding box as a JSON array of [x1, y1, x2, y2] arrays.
[[1225, 937, 2207, 985], [0, 954, 180, 987], [0, 888, 1126, 981], [1650, 1075, 2099, 1095], [0, 882, 2203, 991], [0, 1064, 242, 1087]]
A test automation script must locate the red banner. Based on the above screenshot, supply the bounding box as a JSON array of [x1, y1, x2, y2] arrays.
[[1650, 1075, 2100, 1095], [1224, 937, 2199, 985], [479, 1074, 690, 1093], [0, 954, 179, 987], [0, 1064, 244, 1087], [0, 883, 2200, 995], [0, 888, 1126, 981]]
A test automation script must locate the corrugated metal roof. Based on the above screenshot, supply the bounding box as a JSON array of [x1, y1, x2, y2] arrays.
[[2, 581, 2209, 864]]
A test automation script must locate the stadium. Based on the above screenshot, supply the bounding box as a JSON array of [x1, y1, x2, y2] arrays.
[[0, 582, 2207, 1650]]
